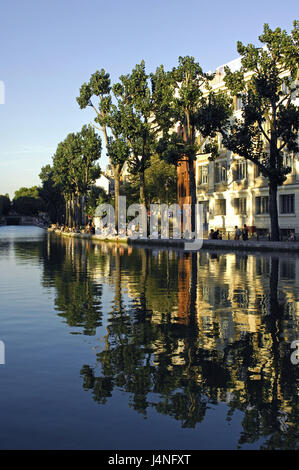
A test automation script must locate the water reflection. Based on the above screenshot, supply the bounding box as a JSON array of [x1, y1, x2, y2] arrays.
[[38, 234, 298, 449], [7, 230, 298, 449]]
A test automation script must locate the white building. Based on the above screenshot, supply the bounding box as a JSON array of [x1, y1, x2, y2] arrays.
[[196, 59, 299, 238], [95, 174, 111, 194]]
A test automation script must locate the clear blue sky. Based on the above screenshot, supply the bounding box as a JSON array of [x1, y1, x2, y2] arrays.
[[0, 0, 297, 198]]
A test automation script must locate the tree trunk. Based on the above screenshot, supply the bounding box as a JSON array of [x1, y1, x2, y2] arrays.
[[65, 197, 68, 226], [66, 198, 71, 227], [71, 193, 75, 227], [113, 165, 120, 233], [74, 194, 78, 227], [269, 182, 280, 241], [188, 157, 197, 234], [76, 194, 81, 226], [80, 195, 84, 226], [69, 198, 72, 227], [139, 170, 146, 208]]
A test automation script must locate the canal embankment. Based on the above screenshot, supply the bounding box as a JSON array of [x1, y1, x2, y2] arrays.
[[48, 228, 299, 252]]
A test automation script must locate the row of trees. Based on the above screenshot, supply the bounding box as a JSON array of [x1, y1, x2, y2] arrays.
[[51, 125, 102, 226], [39, 21, 298, 239], [0, 194, 10, 217], [0, 188, 45, 218], [76, 21, 298, 240]]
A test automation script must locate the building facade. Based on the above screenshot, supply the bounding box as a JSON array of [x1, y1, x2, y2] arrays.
[[178, 58, 299, 238]]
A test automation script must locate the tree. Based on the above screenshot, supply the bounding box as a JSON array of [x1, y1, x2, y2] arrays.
[[123, 154, 177, 205], [52, 139, 76, 226], [14, 186, 40, 200], [77, 70, 130, 230], [112, 61, 158, 207], [198, 21, 299, 241], [85, 185, 109, 217], [154, 56, 213, 231], [0, 194, 10, 216], [13, 186, 44, 216], [52, 125, 101, 226], [39, 164, 64, 223]]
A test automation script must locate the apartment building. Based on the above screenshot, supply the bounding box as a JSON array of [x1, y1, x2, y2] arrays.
[[178, 58, 299, 237]]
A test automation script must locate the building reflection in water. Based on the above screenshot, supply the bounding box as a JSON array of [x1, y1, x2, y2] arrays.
[[45, 234, 299, 449]]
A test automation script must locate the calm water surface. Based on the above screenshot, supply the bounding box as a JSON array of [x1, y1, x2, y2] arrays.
[[0, 226, 298, 449]]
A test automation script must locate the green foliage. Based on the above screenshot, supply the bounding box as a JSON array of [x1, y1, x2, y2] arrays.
[[123, 154, 177, 205], [77, 68, 129, 170], [221, 21, 299, 183], [52, 125, 101, 196], [51, 125, 102, 226], [198, 21, 299, 240], [155, 56, 213, 164], [106, 136, 130, 167], [112, 61, 159, 205], [13, 186, 44, 216], [77, 67, 131, 228], [14, 186, 40, 200], [0, 194, 11, 216], [85, 185, 109, 217], [39, 164, 65, 223]]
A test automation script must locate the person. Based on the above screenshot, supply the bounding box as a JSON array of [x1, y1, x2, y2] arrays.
[[242, 224, 249, 241], [215, 230, 222, 240], [234, 226, 241, 240], [208, 229, 214, 239]]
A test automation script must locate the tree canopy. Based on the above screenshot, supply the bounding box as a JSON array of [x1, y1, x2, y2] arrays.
[[197, 21, 299, 240]]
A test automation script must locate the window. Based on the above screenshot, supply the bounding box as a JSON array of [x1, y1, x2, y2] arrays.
[[233, 197, 247, 215], [255, 165, 264, 178], [215, 161, 227, 183], [235, 160, 247, 180], [236, 96, 243, 110], [281, 81, 289, 94], [218, 134, 225, 150], [283, 154, 295, 173], [199, 165, 208, 184], [215, 199, 226, 216], [256, 196, 269, 214], [280, 194, 295, 214]]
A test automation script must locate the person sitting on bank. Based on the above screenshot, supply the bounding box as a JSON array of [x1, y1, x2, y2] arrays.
[[215, 230, 222, 240], [208, 229, 214, 239], [234, 226, 242, 240], [242, 224, 249, 241]]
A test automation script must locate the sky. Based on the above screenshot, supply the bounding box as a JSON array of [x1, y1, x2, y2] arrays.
[[0, 0, 297, 198]]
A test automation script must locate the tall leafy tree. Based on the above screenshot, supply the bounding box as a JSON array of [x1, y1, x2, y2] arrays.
[[154, 56, 213, 230], [52, 139, 76, 226], [197, 21, 299, 240], [0, 194, 10, 216], [39, 164, 64, 223], [112, 61, 158, 207], [77, 70, 130, 229], [123, 155, 177, 205], [52, 125, 101, 226], [13, 186, 44, 216]]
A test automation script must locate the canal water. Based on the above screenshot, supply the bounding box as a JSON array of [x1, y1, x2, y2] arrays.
[[0, 226, 298, 449]]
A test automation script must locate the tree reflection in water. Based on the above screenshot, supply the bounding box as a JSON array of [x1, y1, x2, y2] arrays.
[[45, 234, 299, 449]]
